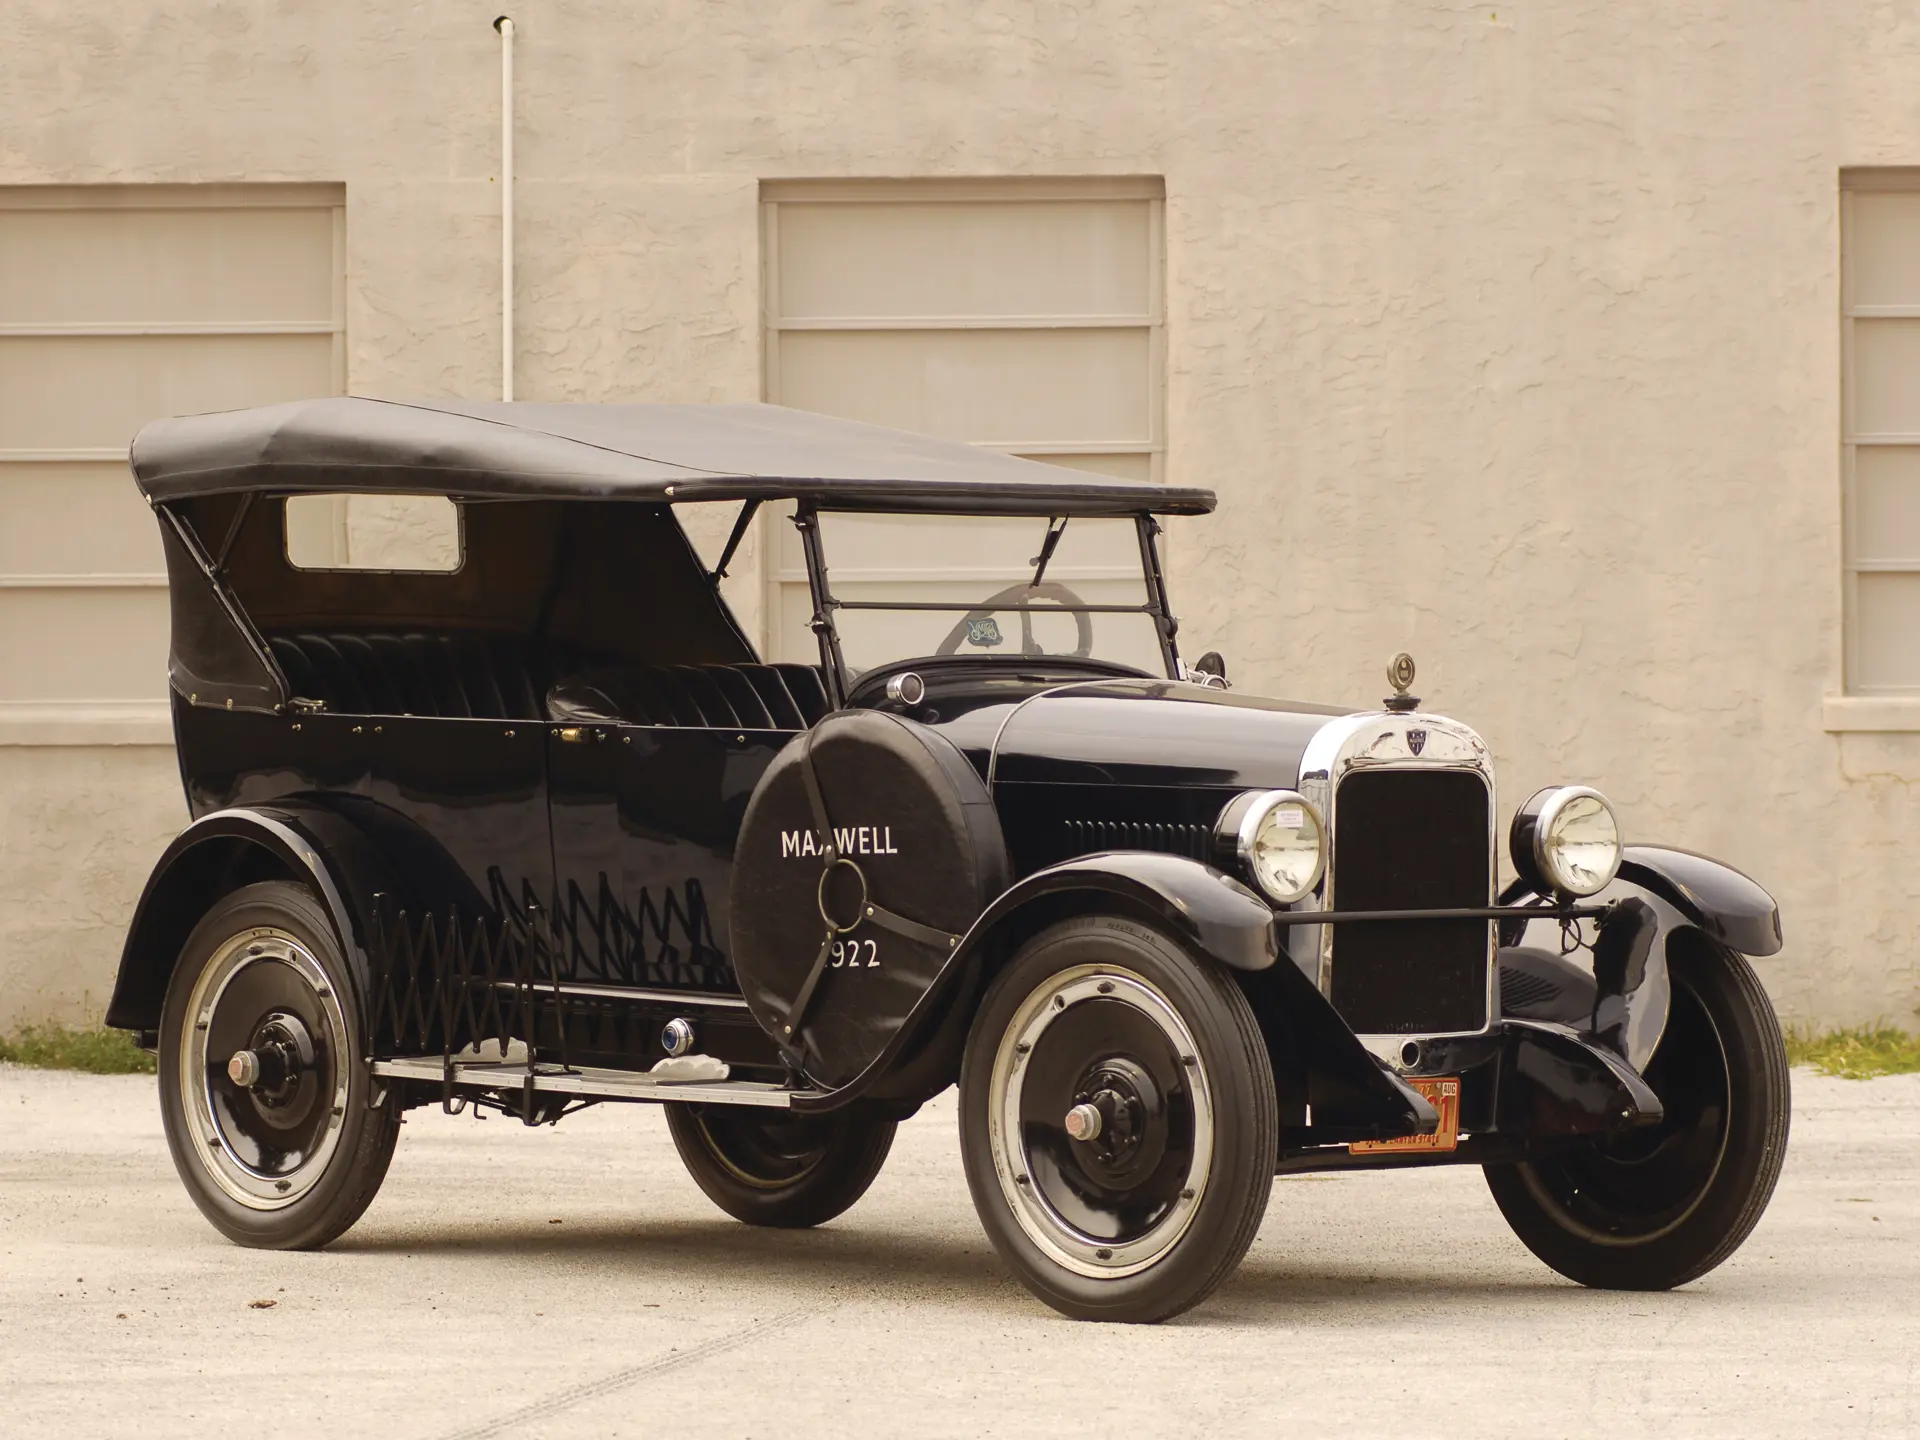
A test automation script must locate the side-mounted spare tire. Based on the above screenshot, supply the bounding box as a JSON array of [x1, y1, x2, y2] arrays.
[[730, 709, 1009, 1091]]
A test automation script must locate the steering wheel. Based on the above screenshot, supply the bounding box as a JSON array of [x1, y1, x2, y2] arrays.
[[935, 581, 1095, 658]]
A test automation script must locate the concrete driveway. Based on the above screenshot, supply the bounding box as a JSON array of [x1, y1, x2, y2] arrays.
[[1, 1064, 1914, 1439]]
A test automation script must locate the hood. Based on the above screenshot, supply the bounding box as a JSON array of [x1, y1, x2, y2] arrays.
[[988, 680, 1351, 791]]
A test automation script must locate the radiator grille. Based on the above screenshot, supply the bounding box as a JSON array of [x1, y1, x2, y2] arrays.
[[1060, 819, 1211, 862], [1328, 767, 1491, 1034]]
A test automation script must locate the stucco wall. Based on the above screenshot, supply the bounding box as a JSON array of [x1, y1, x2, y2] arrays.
[[3, 1, 1917, 1030], [0, 748, 184, 1032]]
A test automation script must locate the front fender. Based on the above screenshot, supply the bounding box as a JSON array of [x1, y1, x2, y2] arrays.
[[1617, 846, 1782, 957], [964, 851, 1282, 972], [105, 803, 401, 1035], [795, 851, 1438, 1139], [1500, 844, 1782, 1072], [955, 853, 1439, 1142]]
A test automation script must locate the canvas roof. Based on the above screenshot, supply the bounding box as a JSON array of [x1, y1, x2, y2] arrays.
[[131, 397, 1216, 516]]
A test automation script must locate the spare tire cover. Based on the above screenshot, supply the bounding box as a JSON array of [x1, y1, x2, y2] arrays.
[[731, 710, 1009, 1088]]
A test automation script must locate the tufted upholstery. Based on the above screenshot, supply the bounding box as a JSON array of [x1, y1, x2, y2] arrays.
[[268, 631, 546, 720], [269, 630, 835, 728], [546, 661, 832, 730]]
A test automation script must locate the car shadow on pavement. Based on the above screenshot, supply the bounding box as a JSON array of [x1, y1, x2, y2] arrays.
[[336, 1213, 1662, 1325], [336, 1214, 1023, 1305], [1201, 1255, 1719, 1326]]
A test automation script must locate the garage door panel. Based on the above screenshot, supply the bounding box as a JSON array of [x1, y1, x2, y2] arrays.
[[777, 200, 1152, 320], [777, 328, 1151, 445], [815, 512, 1144, 588], [0, 205, 336, 325], [0, 588, 170, 702], [0, 333, 335, 451], [1854, 572, 1920, 691], [1014, 452, 1156, 482], [0, 464, 159, 575], [1852, 447, 1920, 564], [764, 181, 1164, 664], [1851, 319, 1920, 436], [1847, 192, 1920, 309], [0, 186, 343, 728]]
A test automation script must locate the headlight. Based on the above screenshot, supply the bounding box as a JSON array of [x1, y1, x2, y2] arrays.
[[1218, 789, 1326, 905], [1511, 785, 1622, 897]]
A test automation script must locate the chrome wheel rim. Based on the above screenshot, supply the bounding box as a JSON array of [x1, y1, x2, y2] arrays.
[[987, 964, 1214, 1279], [178, 927, 351, 1211]]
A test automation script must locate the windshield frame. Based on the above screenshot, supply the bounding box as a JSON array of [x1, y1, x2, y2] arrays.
[[792, 502, 1184, 705]]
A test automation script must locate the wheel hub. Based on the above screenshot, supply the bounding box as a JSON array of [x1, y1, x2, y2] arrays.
[[1069, 1058, 1164, 1180], [990, 966, 1214, 1279], [180, 928, 350, 1211], [233, 1011, 317, 1111]]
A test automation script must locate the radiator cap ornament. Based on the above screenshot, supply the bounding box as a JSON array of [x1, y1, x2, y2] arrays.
[[1384, 652, 1420, 713]]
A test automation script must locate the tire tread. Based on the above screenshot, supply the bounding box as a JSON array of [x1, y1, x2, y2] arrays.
[[665, 1103, 895, 1229], [958, 915, 1280, 1323], [159, 881, 400, 1251], [1484, 937, 1791, 1290]]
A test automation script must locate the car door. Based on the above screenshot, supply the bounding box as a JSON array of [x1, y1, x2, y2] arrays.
[[545, 666, 803, 997]]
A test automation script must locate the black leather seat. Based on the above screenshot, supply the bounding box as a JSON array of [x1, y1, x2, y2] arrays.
[[771, 664, 831, 725], [270, 630, 835, 729], [546, 661, 833, 730], [268, 631, 544, 720]]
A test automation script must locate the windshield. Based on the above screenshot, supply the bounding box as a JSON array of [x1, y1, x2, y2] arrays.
[[809, 512, 1170, 679]]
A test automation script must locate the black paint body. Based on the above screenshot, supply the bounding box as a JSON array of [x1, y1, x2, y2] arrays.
[[110, 471, 1785, 1164]]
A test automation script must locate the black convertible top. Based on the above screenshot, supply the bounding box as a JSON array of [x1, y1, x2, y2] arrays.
[[131, 397, 1215, 516]]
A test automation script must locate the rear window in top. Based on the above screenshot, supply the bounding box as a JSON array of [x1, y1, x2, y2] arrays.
[[284, 494, 462, 572]]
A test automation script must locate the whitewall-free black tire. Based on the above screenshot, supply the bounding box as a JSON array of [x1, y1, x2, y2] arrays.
[[959, 915, 1278, 1323], [1484, 935, 1790, 1289], [158, 881, 399, 1249]]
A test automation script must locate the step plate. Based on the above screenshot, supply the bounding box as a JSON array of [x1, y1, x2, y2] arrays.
[[371, 1057, 803, 1109]]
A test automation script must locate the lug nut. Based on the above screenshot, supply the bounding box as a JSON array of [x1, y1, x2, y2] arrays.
[[1064, 1102, 1104, 1142], [228, 1050, 261, 1088]]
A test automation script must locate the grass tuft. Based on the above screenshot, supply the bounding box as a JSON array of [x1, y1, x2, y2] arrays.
[[1785, 1025, 1920, 1080], [0, 1023, 155, 1075]]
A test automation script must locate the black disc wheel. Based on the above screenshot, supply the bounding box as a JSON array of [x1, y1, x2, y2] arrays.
[[959, 916, 1278, 1323], [664, 1103, 896, 1229], [1484, 935, 1791, 1289], [158, 881, 400, 1249]]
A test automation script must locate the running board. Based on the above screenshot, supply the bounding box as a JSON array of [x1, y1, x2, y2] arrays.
[[370, 1057, 806, 1109]]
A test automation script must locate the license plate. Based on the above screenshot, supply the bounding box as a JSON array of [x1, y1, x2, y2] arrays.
[[1349, 1076, 1461, 1155]]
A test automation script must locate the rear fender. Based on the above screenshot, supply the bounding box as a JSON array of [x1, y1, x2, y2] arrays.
[[1500, 845, 1782, 1072], [105, 804, 400, 1036]]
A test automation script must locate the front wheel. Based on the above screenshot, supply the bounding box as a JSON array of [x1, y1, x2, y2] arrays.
[[959, 916, 1279, 1323], [1484, 934, 1791, 1289], [158, 881, 400, 1249], [664, 1103, 895, 1228]]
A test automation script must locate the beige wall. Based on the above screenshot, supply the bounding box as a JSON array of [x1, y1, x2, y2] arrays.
[[2, 1, 1918, 1030]]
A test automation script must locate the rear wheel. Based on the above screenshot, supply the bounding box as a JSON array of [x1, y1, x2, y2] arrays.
[[1484, 935, 1790, 1289], [959, 915, 1278, 1323], [158, 881, 400, 1249], [664, 1103, 895, 1228]]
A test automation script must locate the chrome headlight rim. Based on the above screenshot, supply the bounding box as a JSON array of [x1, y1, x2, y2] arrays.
[[1228, 788, 1327, 906], [1516, 784, 1622, 898]]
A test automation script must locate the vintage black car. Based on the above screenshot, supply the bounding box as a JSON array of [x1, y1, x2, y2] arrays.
[[107, 397, 1790, 1322]]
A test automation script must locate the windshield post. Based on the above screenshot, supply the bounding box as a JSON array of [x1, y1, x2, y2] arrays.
[[791, 502, 848, 708], [1135, 513, 1182, 679]]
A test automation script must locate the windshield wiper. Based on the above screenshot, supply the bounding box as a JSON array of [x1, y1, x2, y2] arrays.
[[1029, 515, 1068, 587]]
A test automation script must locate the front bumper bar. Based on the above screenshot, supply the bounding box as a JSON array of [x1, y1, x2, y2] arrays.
[[1278, 1017, 1665, 1173]]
